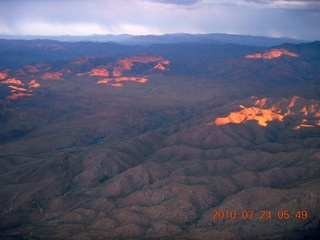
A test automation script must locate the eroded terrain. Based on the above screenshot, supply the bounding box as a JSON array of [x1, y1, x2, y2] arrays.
[[0, 40, 320, 239]]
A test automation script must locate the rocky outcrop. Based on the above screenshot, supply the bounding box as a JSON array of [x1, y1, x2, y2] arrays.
[[245, 48, 298, 59], [209, 96, 320, 129]]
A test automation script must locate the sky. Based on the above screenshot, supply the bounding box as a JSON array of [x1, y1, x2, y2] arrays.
[[0, 0, 319, 40]]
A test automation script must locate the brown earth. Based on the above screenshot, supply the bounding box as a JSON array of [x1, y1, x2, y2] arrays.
[[0, 40, 320, 239]]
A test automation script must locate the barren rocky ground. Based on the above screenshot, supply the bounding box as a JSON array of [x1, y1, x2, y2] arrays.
[[0, 39, 320, 239]]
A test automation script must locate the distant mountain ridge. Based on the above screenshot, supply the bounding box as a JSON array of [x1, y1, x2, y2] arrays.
[[1, 39, 319, 101], [0, 33, 306, 47]]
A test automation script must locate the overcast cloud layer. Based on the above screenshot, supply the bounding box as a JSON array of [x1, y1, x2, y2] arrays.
[[0, 0, 319, 40]]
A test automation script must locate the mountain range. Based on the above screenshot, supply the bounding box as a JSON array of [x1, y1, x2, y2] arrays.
[[0, 33, 305, 46], [0, 35, 319, 239]]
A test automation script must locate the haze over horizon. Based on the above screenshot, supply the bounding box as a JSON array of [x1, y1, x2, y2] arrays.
[[0, 0, 319, 41]]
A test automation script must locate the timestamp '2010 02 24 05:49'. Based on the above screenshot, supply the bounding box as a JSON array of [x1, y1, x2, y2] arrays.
[[212, 210, 308, 220]]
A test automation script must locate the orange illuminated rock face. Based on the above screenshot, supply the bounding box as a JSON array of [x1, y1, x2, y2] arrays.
[[77, 55, 169, 86], [29, 80, 40, 88], [25, 63, 52, 73], [0, 77, 36, 100], [6, 92, 34, 100], [0, 72, 7, 79], [97, 77, 148, 86], [73, 55, 170, 87], [41, 72, 63, 80], [0, 76, 35, 100], [245, 49, 298, 59], [153, 63, 166, 70], [115, 77, 148, 83], [96, 78, 111, 84], [209, 96, 320, 129], [213, 106, 284, 127], [0, 69, 10, 79], [113, 59, 133, 77], [89, 67, 110, 77], [110, 83, 123, 87], [77, 66, 110, 77], [0, 54, 170, 100], [112, 56, 169, 77], [0, 78, 24, 85], [8, 85, 28, 92]]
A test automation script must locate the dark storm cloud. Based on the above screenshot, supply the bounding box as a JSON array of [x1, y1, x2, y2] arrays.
[[149, 0, 201, 5], [0, 0, 319, 40], [245, 0, 320, 9], [246, 0, 317, 3]]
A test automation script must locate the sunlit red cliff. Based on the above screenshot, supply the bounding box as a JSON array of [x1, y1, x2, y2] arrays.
[[208, 96, 320, 129], [29, 80, 40, 88], [97, 77, 148, 87], [41, 72, 63, 80], [0, 69, 9, 79], [245, 48, 298, 59], [6, 92, 34, 100], [75, 55, 170, 87], [1, 78, 24, 85], [112, 56, 169, 77], [0, 77, 36, 100], [0, 54, 170, 100]]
